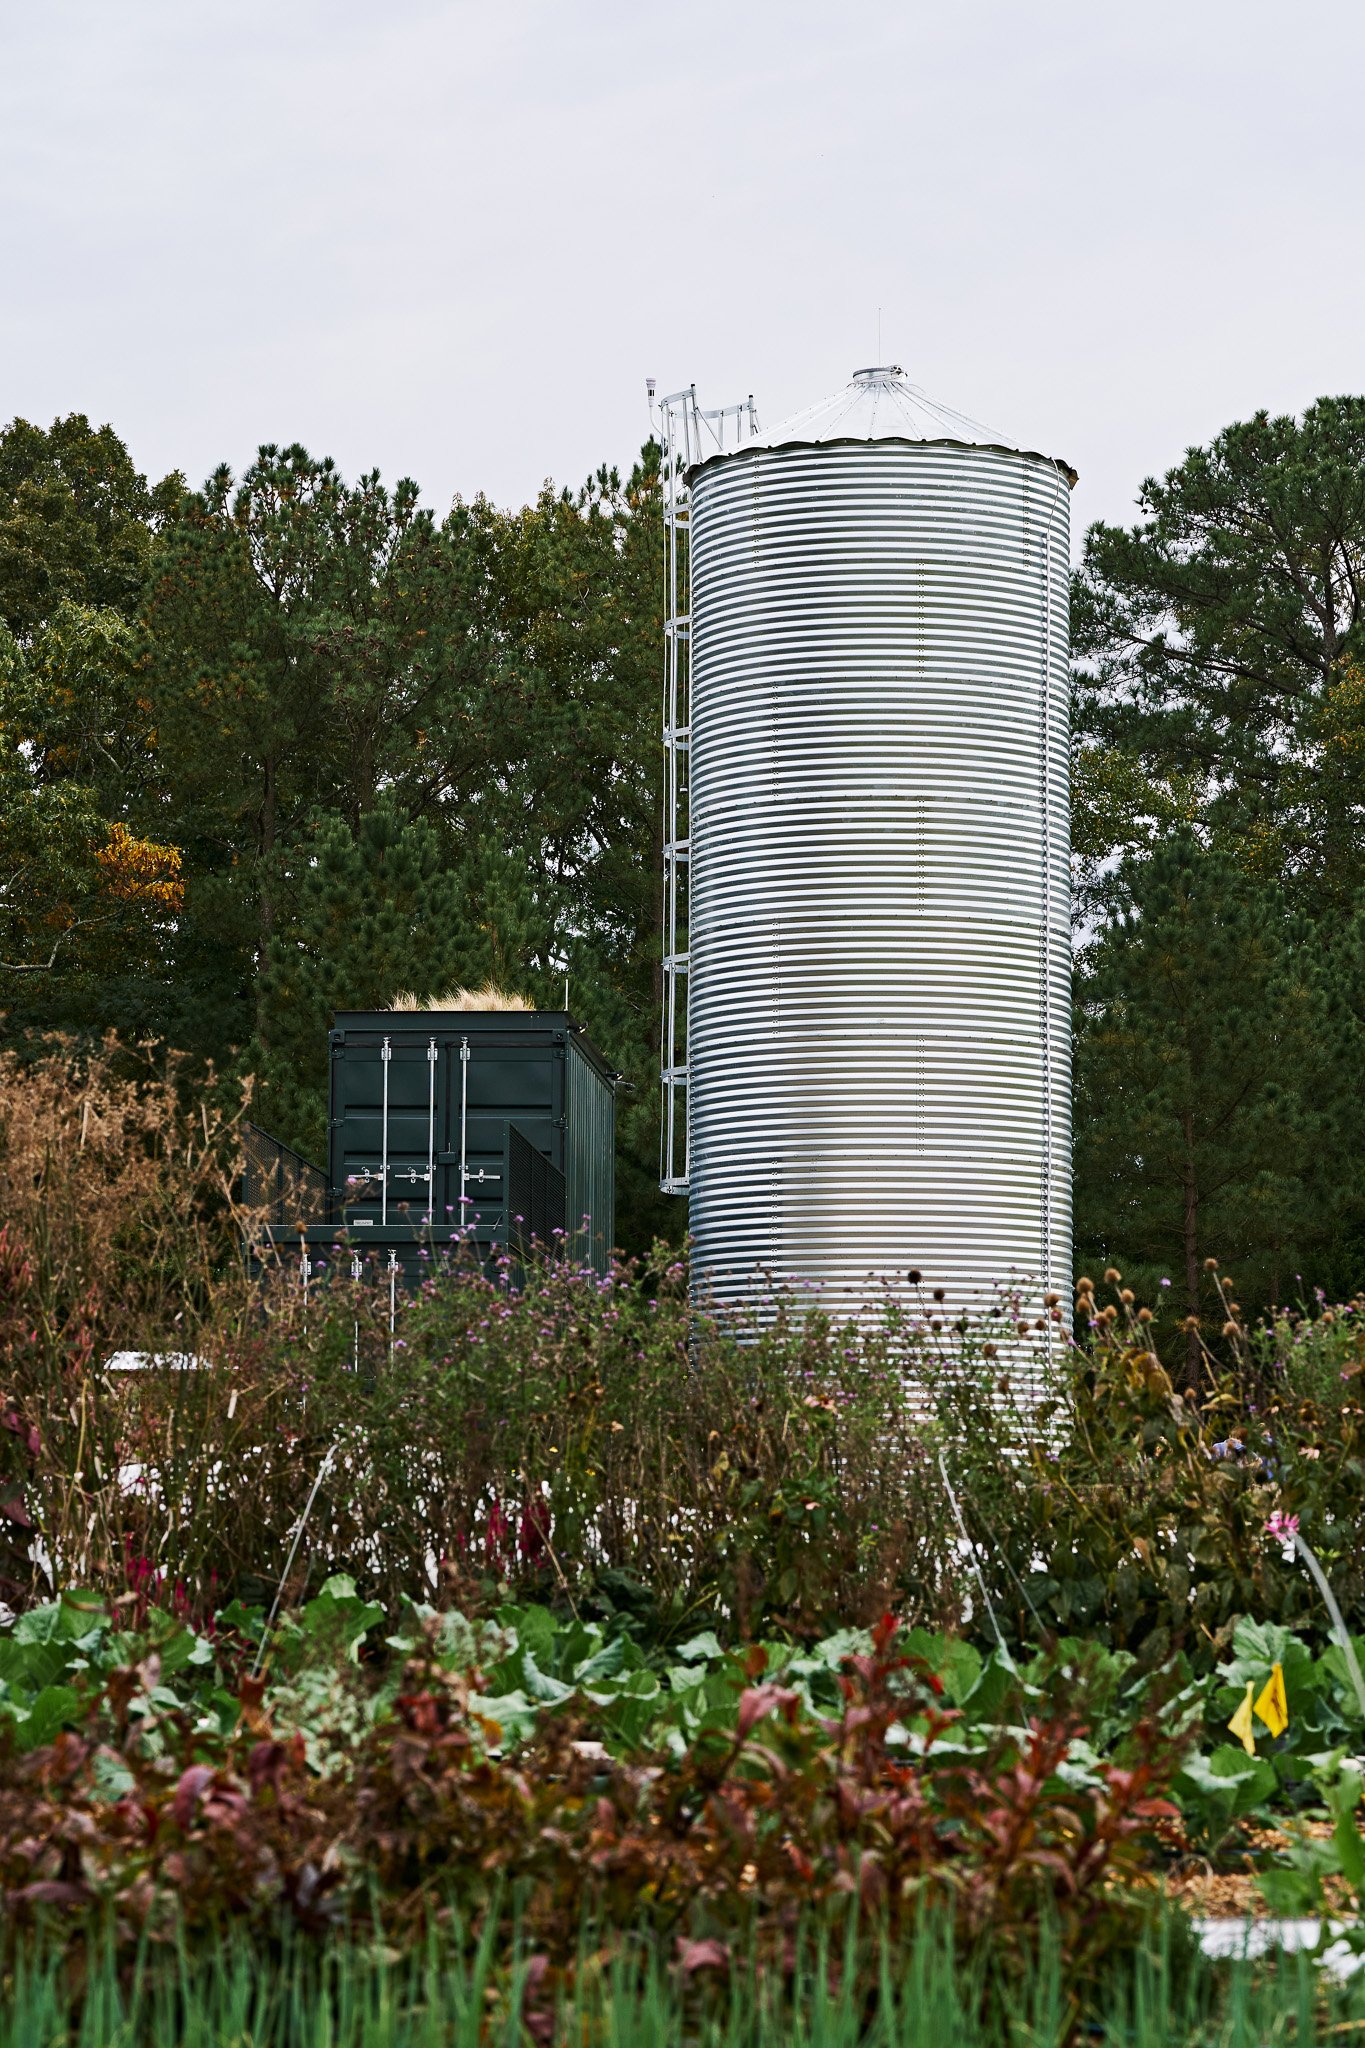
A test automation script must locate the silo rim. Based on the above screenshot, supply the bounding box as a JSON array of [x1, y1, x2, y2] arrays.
[[688, 433, 1078, 490]]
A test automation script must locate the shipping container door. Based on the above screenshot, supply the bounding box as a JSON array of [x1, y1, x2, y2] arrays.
[[334, 1035, 440, 1231], [437, 1037, 561, 1239]]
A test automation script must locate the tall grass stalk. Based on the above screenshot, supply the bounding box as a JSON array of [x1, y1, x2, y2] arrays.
[[0, 1917, 1358, 2048]]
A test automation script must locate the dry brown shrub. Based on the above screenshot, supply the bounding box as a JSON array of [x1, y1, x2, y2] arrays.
[[0, 1038, 250, 1342]]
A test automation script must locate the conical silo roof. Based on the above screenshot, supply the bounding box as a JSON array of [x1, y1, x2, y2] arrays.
[[701, 365, 1075, 479]]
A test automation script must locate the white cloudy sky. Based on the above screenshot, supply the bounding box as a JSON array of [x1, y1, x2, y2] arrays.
[[2, 0, 1362, 545]]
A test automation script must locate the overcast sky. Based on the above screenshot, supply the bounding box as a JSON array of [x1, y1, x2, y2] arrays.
[[3, 0, 1362, 547]]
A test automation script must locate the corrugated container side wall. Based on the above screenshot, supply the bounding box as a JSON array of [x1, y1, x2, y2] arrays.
[[565, 1040, 615, 1272]]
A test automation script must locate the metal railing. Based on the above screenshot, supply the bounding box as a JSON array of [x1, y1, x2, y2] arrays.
[[656, 382, 759, 1196], [242, 1123, 329, 1226]]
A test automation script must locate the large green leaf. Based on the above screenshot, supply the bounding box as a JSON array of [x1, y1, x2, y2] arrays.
[[903, 1628, 983, 1706], [290, 1575, 384, 1662], [1175, 1744, 1277, 1820], [574, 1636, 629, 1687], [674, 1631, 723, 1664], [1225, 1618, 1318, 1696], [520, 1651, 574, 1705], [13, 1591, 107, 1646], [12, 1684, 82, 1752]]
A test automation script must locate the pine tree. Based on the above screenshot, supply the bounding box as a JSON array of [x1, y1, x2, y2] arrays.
[[1074, 397, 1365, 924], [253, 803, 469, 1157], [251, 802, 564, 1160], [1074, 832, 1328, 1368]]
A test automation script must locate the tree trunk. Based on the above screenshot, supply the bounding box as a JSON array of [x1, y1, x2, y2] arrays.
[[255, 753, 278, 1045], [1182, 1110, 1200, 1385], [1322, 541, 1339, 686]]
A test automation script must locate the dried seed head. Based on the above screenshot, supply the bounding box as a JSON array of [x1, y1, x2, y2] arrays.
[[1222, 1320, 1240, 1338], [1044, 1292, 1060, 1307], [982, 1342, 997, 1359], [1184, 1315, 1201, 1331], [1076, 1276, 1095, 1294], [932, 1287, 946, 1302], [1138, 1307, 1153, 1323], [1104, 1267, 1122, 1284], [909, 1268, 922, 1285], [1204, 1256, 1219, 1271], [1120, 1288, 1135, 1305]]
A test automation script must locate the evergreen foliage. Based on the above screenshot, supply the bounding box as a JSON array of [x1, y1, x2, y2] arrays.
[[5, 428, 669, 1242], [1073, 833, 1341, 1353], [9, 389, 1365, 1271], [1074, 399, 1365, 1306], [253, 803, 556, 1159], [1074, 396, 1365, 922]]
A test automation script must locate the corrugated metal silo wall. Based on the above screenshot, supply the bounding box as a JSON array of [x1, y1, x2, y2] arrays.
[[565, 1037, 615, 1273], [686, 438, 1071, 1339]]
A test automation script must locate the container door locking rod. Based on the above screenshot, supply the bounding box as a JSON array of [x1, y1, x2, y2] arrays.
[[459, 1037, 470, 1227], [426, 1037, 437, 1222], [380, 1036, 392, 1226]]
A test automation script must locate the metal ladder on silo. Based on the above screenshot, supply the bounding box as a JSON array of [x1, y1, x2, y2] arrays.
[[654, 382, 759, 1197]]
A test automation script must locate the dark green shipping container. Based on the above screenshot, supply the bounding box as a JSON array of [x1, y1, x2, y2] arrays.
[[256, 1009, 616, 1283]]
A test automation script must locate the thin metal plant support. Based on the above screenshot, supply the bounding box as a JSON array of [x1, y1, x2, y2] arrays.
[[957, 1474, 1051, 1642], [937, 1448, 1012, 1665], [1292, 1530, 1365, 1724], [252, 1441, 338, 1677]]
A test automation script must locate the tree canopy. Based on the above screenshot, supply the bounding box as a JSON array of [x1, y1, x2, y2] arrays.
[[1074, 397, 1365, 921], [8, 390, 1365, 1283], [0, 417, 672, 1249], [1074, 398, 1365, 1321]]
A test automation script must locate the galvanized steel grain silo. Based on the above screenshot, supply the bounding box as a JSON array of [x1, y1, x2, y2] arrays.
[[659, 367, 1074, 1331]]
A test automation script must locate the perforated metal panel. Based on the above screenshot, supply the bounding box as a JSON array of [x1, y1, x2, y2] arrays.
[[685, 405, 1072, 1330]]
